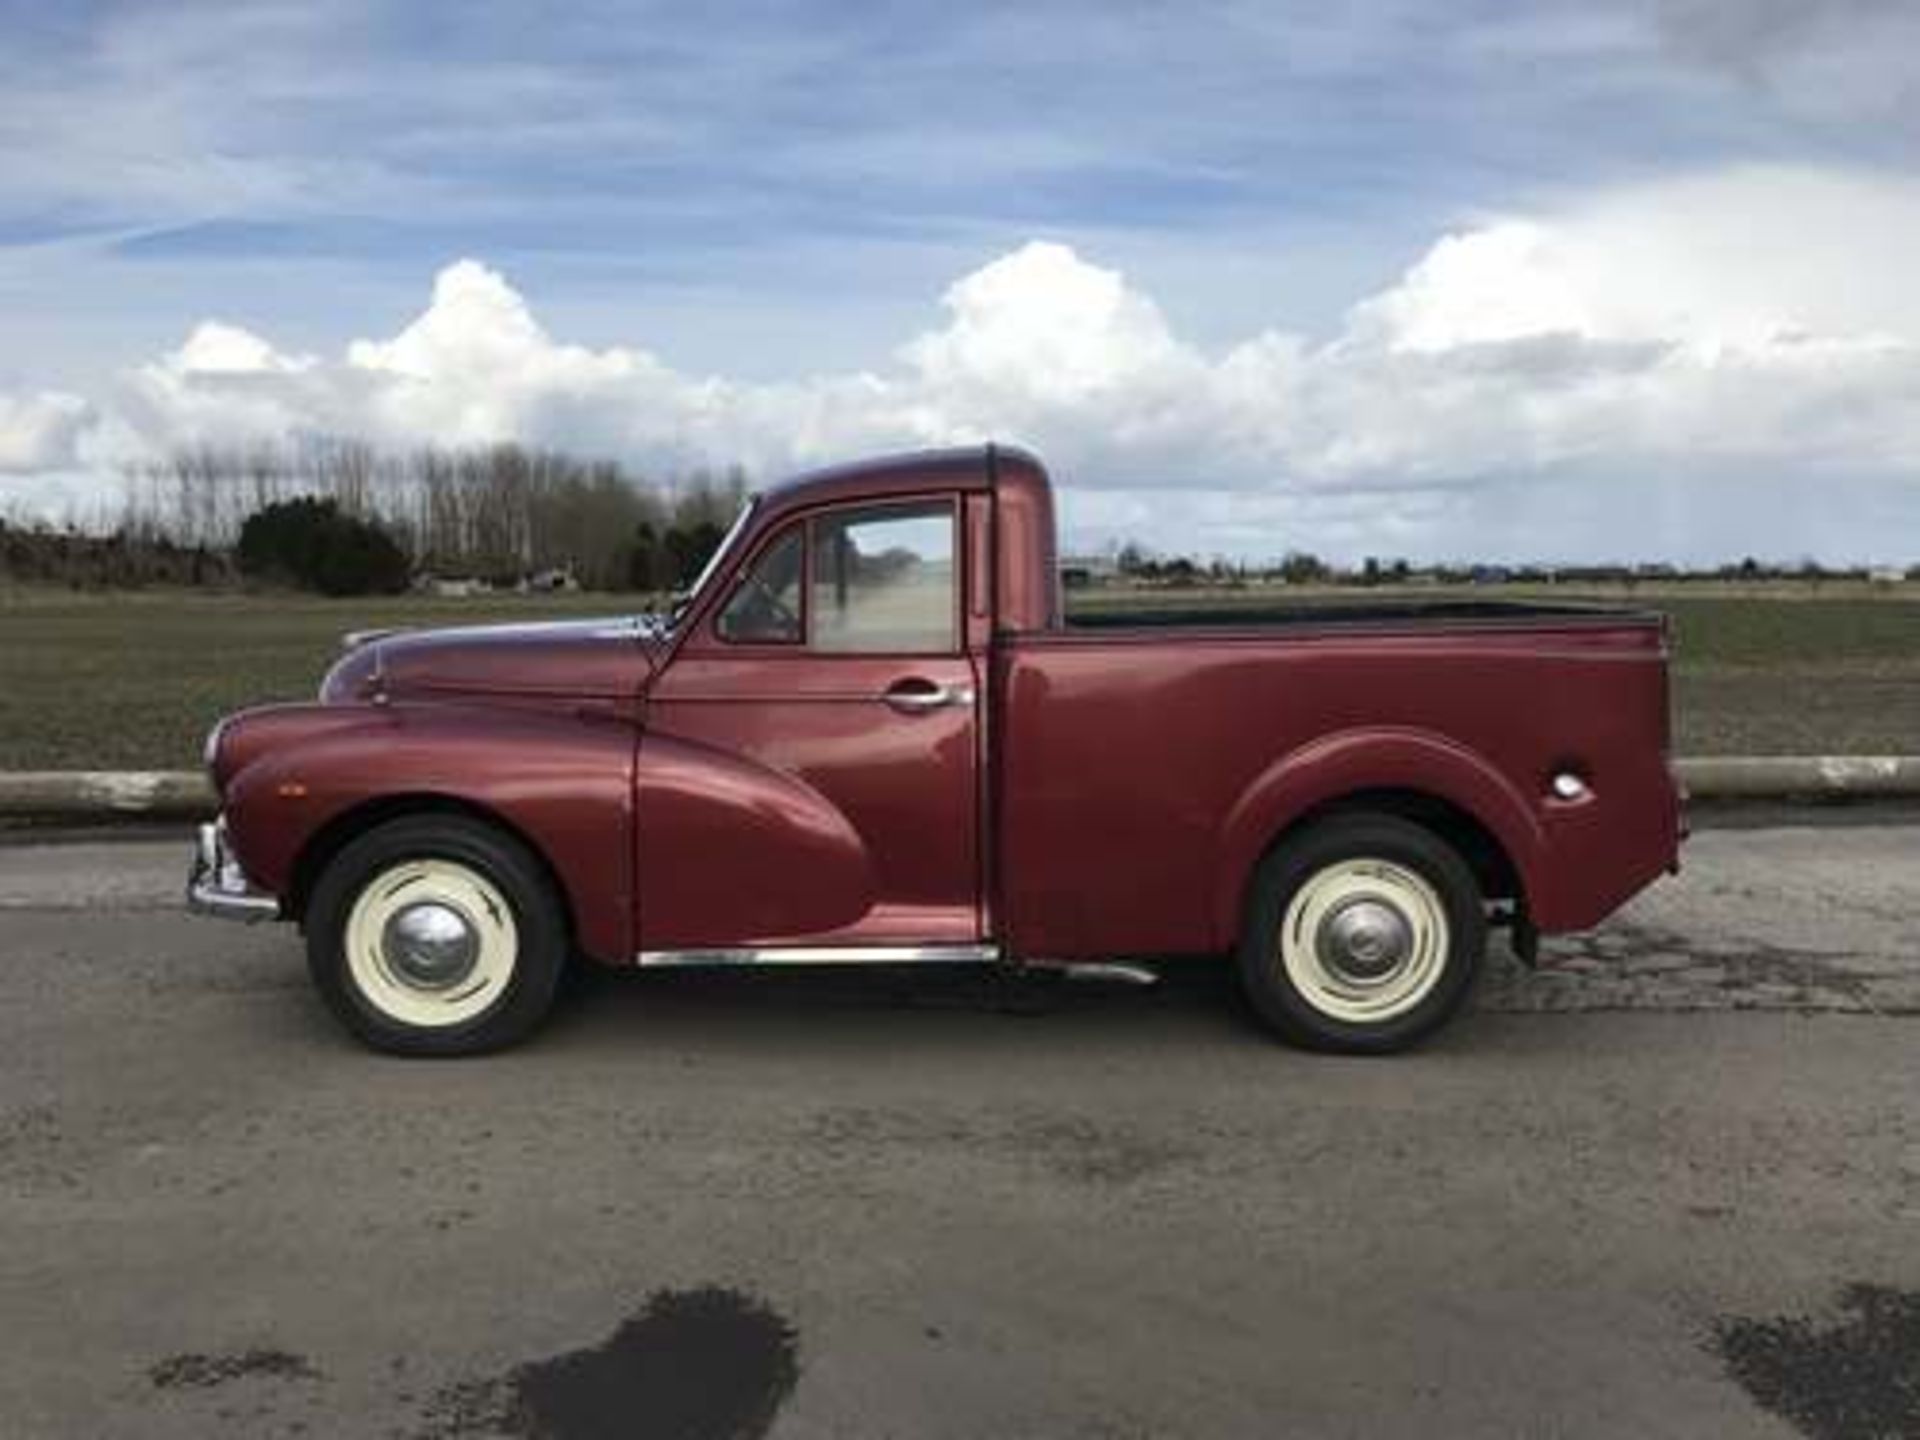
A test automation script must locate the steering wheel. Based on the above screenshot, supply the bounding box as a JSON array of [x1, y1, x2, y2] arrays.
[[738, 572, 798, 637]]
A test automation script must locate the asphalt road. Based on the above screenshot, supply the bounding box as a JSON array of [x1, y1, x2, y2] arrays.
[[3, 821, 1918, 1439]]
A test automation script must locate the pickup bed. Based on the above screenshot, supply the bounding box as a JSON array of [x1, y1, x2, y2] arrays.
[[191, 445, 1683, 1054]]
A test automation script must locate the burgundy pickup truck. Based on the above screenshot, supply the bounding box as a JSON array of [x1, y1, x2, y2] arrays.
[[190, 445, 1682, 1055]]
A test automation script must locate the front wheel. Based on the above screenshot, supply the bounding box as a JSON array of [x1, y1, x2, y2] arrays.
[[1237, 814, 1486, 1053], [305, 815, 567, 1056]]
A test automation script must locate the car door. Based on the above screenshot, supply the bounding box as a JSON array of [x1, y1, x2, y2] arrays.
[[638, 495, 983, 950]]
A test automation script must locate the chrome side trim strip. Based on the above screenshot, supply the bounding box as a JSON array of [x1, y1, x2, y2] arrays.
[[635, 943, 1000, 968]]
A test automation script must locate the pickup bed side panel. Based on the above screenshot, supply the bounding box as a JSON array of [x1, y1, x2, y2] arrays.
[[221, 703, 636, 963], [994, 626, 1679, 958]]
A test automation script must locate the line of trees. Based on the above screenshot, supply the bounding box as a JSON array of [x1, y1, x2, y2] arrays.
[[1092, 541, 1919, 590], [104, 439, 746, 594], [0, 522, 232, 588], [11, 441, 1918, 596]]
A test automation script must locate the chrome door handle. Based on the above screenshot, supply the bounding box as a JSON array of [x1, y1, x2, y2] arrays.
[[882, 680, 975, 714]]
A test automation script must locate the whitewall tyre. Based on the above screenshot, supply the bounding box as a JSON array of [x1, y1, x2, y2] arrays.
[[1237, 814, 1485, 1053], [306, 815, 566, 1056]]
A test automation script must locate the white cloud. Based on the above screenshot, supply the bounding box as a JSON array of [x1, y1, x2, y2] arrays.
[[170, 321, 315, 376], [1356, 167, 1920, 349], [1306, 167, 1920, 486], [12, 165, 1920, 560], [0, 391, 93, 473]]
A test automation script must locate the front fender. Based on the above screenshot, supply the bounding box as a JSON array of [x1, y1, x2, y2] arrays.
[[222, 702, 635, 963], [1212, 726, 1546, 947], [634, 732, 875, 948]]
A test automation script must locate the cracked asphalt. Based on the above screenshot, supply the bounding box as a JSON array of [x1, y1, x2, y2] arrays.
[[1480, 820, 1920, 1017], [2, 817, 1918, 1437]]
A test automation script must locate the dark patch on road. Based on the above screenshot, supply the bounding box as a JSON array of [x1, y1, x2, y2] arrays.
[[1710, 1284, 1920, 1437], [149, 1348, 323, 1390], [414, 1286, 799, 1440]]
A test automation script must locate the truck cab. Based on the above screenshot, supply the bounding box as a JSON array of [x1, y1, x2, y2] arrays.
[[635, 447, 1047, 956]]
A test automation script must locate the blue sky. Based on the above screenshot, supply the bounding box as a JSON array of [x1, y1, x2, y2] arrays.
[[3, 0, 1919, 560]]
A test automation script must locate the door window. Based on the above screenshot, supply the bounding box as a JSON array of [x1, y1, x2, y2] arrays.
[[809, 502, 956, 653]]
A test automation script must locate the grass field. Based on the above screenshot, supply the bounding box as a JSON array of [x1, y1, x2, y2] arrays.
[[2, 585, 1916, 769]]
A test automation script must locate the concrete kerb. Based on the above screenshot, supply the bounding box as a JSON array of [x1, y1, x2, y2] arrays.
[[3, 757, 1919, 821]]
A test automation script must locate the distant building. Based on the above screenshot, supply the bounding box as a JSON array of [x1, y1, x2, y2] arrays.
[[418, 575, 489, 598], [1059, 553, 1119, 588], [1869, 565, 1905, 587]]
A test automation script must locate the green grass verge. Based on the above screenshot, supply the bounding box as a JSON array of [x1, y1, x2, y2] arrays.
[[0, 591, 629, 772]]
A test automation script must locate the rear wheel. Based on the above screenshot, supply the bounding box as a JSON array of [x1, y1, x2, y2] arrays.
[[1237, 814, 1485, 1053], [305, 815, 566, 1056]]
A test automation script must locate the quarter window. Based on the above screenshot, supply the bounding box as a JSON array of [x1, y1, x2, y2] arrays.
[[809, 502, 956, 653], [715, 528, 804, 644]]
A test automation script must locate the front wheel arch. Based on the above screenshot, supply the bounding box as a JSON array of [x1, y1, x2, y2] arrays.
[[287, 793, 575, 947], [304, 811, 569, 1055]]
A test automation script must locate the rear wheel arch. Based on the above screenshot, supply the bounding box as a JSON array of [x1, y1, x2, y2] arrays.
[[1249, 787, 1523, 924], [1215, 730, 1544, 947]]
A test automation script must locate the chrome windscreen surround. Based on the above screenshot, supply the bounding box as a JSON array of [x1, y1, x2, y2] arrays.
[[186, 819, 280, 922]]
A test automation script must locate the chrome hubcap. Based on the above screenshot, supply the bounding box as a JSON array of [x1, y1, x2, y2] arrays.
[[346, 859, 519, 1028], [1278, 857, 1451, 1023], [380, 902, 480, 990], [1317, 898, 1413, 983]]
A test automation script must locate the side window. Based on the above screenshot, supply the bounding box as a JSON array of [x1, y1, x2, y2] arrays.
[[716, 528, 803, 644], [810, 501, 956, 653]]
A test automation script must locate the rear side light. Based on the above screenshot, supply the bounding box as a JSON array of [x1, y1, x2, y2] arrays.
[[1550, 772, 1590, 802]]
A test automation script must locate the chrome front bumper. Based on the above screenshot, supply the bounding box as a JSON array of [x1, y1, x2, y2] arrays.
[[186, 818, 280, 922]]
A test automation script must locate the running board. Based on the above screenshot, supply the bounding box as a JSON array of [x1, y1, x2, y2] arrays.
[[635, 943, 1002, 968]]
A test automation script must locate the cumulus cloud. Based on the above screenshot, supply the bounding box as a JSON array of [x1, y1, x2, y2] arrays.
[[16, 164, 1920, 559], [0, 391, 94, 473]]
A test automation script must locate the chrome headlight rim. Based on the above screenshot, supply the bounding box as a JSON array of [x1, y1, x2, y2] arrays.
[[202, 717, 229, 775]]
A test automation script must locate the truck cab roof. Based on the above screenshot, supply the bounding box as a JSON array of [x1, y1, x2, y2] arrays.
[[755, 442, 1035, 513]]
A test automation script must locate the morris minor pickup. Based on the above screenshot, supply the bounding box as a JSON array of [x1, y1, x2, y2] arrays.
[[191, 445, 1683, 1055]]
